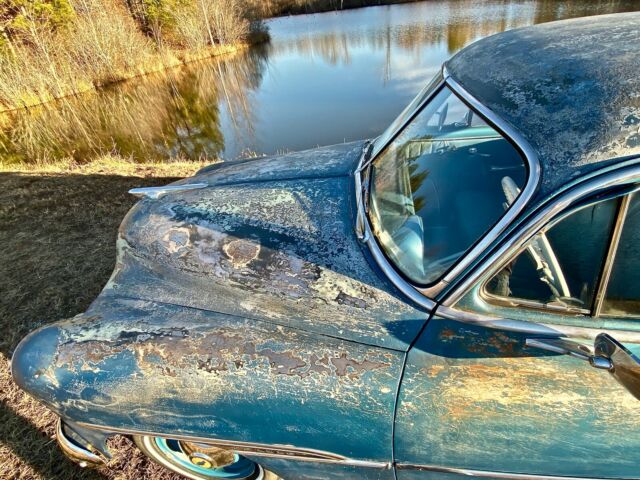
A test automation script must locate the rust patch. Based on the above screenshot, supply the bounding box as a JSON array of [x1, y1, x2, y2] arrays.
[[52, 324, 393, 384], [439, 328, 463, 342], [257, 348, 307, 376], [330, 353, 390, 379], [334, 291, 367, 309], [486, 332, 519, 355], [424, 365, 445, 378], [424, 359, 638, 424], [222, 239, 260, 268]]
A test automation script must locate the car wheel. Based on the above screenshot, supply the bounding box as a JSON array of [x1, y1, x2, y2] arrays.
[[134, 435, 276, 480]]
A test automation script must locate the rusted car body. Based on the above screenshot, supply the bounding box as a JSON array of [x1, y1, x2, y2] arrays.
[[11, 12, 640, 480]]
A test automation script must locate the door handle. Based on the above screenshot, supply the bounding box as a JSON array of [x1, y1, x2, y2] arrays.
[[525, 337, 613, 369], [526, 334, 640, 400]]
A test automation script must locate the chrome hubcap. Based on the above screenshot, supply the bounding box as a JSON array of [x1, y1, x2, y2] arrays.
[[181, 442, 237, 469], [152, 437, 259, 479]]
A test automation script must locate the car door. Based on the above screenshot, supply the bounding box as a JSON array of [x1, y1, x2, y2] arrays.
[[394, 187, 640, 479]]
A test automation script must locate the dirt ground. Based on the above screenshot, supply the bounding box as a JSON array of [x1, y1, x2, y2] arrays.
[[0, 159, 209, 479]]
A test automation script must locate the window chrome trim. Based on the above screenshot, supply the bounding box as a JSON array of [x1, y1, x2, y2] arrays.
[[355, 63, 540, 306], [443, 161, 640, 309], [75, 421, 390, 469], [428, 66, 541, 296], [395, 463, 628, 480], [475, 195, 623, 318], [593, 195, 631, 317], [481, 289, 591, 316], [368, 70, 445, 160], [436, 304, 640, 342]]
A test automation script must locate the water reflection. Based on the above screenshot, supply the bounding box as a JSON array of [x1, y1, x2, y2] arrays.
[[0, 45, 269, 163], [1, 0, 638, 164]]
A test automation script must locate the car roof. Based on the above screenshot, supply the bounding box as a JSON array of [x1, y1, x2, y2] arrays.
[[446, 12, 640, 203]]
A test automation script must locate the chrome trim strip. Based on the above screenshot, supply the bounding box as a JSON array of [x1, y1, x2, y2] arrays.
[[593, 195, 630, 316], [438, 304, 640, 342], [395, 463, 629, 480], [129, 183, 208, 199], [355, 63, 540, 307], [355, 141, 373, 242], [74, 421, 390, 469], [481, 289, 590, 316], [354, 76, 446, 310], [443, 162, 640, 308], [436, 304, 563, 335]]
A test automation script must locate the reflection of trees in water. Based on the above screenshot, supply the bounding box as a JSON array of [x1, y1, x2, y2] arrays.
[[271, 0, 640, 66], [2, 0, 637, 164], [0, 45, 269, 163]]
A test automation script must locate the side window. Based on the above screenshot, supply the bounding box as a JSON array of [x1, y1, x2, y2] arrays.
[[603, 194, 640, 317], [485, 198, 618, 312], [368, 86, 527, 285]]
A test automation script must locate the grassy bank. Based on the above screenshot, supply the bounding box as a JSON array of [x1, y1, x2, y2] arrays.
[[0, 0, 267, 113], [0, 0, 421, 114], [0, 154, 212, 479]]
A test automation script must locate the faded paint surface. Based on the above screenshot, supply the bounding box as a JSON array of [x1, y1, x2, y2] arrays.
[[447, 13, 640, 203], [191, 141, 360, 183], [104, 142, 427, 350], [395, 317, 640, 478], [13, 296, 403, 462], [10, 142, 423, 472]]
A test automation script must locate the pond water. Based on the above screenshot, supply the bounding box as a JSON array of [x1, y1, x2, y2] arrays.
[[1, 0, 638, 164]]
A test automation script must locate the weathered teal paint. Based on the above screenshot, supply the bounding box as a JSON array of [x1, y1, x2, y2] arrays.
[[13, 296, 403, 465], [395, 315, 640, 479], [107, 141, 427, 351]]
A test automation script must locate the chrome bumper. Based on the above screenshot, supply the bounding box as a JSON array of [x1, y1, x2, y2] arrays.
[[56, 418, 109, 468]]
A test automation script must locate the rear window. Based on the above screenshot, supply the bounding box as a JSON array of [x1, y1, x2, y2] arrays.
[[368, 85, 527, 285]]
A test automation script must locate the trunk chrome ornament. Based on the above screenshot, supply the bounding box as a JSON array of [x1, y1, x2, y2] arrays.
[[129, 183, 208, 199]]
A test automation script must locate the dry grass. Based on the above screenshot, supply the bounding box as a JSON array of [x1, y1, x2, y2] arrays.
[[0, 0, 157, 112], [0, 0, 263, 113], [0, 155, 211, 479]]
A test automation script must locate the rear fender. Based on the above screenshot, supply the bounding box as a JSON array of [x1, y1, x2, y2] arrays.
[[11, 296, 403, 464]]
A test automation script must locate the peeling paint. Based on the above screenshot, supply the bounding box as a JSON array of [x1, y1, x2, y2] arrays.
[[104, 142, 427, 350], [396, 318, 640, 478], [13, 297, 403, 462]]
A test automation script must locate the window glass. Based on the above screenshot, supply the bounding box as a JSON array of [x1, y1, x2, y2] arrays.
[[485, 199, 618, 311], [603, 194, 640, 317], [368, 86, 526, 285], [371, 73, 441, 158]]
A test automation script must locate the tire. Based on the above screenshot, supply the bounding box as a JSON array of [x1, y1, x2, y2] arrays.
[[134, 435, 267, 480]]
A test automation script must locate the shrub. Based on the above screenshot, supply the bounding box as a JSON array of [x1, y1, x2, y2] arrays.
[[0, 0, 75, 43], [125, 0, 249, 48]]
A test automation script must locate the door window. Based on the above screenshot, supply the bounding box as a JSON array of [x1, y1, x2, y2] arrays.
[[603, 193, 640, 316], [484, 198, 618, 312]]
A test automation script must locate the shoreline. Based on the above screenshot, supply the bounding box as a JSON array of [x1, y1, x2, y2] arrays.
[[0, 37, 266, 115], [252, 0, 420, 18], [0, 0, 421, 115]]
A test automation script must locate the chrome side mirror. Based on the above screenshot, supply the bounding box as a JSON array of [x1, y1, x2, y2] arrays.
[[527, 333, 640, 400]]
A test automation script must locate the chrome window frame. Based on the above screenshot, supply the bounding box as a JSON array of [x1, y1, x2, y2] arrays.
[[354, 63, 541, 308], [478, 195, 629, 318], [593, 193, 637, 318], [436, 159, 640, 338]]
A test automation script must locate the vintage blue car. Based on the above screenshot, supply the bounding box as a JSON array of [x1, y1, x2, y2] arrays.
[[11, 12, 640, 480]]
